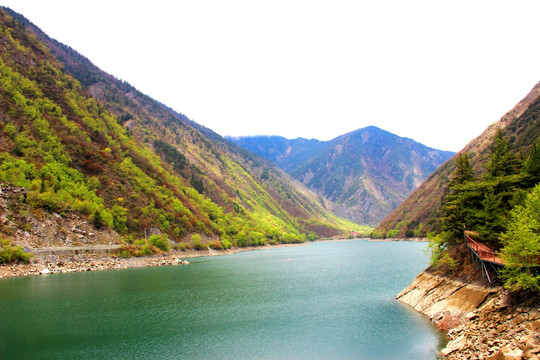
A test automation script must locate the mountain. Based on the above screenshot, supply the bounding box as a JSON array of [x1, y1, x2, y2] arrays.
[[229, 127, 454, 225], [374, 80, 540, 238], [226, 135, 326, 173], [0, 7, 360, 251]]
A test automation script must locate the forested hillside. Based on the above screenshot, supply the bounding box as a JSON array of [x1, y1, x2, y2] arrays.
[[374, 81, 540, 238], [373, 81, 540, 291], [230, 127, 454, 225], [0, 8, 360, 253]]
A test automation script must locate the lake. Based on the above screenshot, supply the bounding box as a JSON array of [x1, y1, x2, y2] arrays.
[[0, 240, 443, 359]]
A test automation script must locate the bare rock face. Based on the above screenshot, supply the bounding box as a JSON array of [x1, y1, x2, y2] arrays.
[[397, 272, 494, 325], [0, 185, 119, 249], [398, 271, 540, 359]]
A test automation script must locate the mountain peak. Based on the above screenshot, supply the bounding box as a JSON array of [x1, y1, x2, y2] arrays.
[[230, 127, 454, 225]]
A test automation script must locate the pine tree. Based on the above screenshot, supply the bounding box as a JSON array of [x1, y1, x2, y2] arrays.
[[93, 210, 105, 229], [485, 128, 519, 178], [476, 187, 506, 248], [441, 153, 479, 244], [524, 139, 540, 186], [450, 152, 474, 187]]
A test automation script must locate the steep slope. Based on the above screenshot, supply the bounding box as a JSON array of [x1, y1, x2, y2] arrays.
[[230, 127, 454, 225], [374, 80, 540, 237], [0, 8, 358, 250]]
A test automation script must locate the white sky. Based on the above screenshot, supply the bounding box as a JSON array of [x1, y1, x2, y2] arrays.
[[2, 1, 540, 151]]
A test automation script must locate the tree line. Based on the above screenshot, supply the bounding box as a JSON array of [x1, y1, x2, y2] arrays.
[[433, 128, 540, 292]]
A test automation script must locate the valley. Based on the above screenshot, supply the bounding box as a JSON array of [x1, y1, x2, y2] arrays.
[[0, 5, 539, 360]]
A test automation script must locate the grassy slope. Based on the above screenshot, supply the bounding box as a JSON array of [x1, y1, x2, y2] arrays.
[[0, 8, 361, 248]]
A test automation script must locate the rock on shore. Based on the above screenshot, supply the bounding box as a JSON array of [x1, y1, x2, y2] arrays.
[[0, 253, 190, 278], [397, 271, 540, 359], [0, 243, 306, 278]]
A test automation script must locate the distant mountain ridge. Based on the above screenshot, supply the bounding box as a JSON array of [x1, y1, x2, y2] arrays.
[[226, 135, 326, 172], [228, 127, 454, 225]]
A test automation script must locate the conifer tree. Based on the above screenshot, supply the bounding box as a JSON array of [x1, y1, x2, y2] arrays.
[[450, 152, 474, 187], [93, 210, 105, 229], [524, 139, 540, 186], [485, 128, 519, 178], [441, 153, 479, 244], [476, 187, 506, 248]]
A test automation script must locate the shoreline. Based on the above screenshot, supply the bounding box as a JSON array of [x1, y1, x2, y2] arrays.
[[369, 237, 428, 242], [398, 270, 540, 359], [0, 242, 309, 279], [1, 237, 418, 279]]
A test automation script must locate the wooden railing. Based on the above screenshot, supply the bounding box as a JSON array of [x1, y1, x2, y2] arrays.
[[464, 231, 505, 265]]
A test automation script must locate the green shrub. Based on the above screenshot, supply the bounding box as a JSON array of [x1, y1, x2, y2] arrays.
[[134, 244, 155, 257], [114, 244, 135, 257], [209, 240, 223, 250], [425, 233, 447, 267], [439, 252, 457, 275], [499, 184, 540, 292], [220, 238, 232, 249], [148, 234, 170, 252], [249, 231, 265, 246], [116, 243, 160, 258], [190, 234, 205, 250], [235, 231, 250, 247], [0, 239, 33, 264], [280, 233, 297, 244], [175, 243, 187, 251], [117, 250, 131, 258]]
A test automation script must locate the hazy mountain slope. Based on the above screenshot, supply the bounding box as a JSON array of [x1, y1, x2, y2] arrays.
[[226, 135, 327, 172], [0, 7, 359, 250], [230, 127, 454, 225], [374, 81, 540, 238]]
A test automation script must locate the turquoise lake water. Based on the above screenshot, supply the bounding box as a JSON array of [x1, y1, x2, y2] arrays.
[[0, 240, 443, 359]]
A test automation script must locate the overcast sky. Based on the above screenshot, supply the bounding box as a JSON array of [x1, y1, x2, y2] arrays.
[[2, 1, 540, 151]]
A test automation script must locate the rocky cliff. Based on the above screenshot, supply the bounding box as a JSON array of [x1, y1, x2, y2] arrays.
[[398, 271, 540, 359]]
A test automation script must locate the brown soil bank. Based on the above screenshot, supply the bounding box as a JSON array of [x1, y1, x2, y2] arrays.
[[398, 271, 540, 359]]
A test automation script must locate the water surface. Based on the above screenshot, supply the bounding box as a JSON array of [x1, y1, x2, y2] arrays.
[[0, 240, 442, 359]]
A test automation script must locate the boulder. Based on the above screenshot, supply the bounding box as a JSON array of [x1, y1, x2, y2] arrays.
[[527, 320, 540, 331], [486, 350, 506, 360], [441, 335, 467, 356], [513, 315, 526, 326], [486, 346, 524, 360], [501, 346, 523, 360]]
